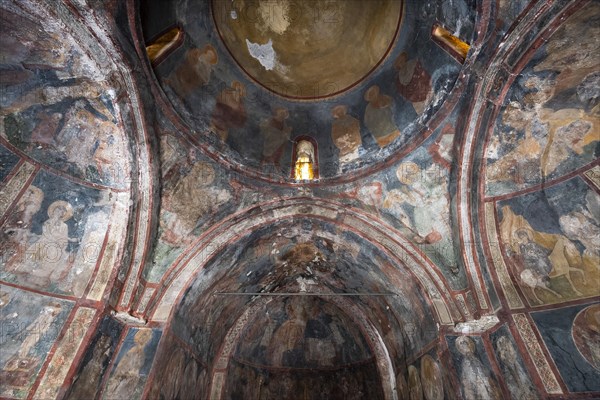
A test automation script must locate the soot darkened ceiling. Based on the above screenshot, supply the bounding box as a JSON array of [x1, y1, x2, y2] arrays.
[[140, 0, 476, 182]]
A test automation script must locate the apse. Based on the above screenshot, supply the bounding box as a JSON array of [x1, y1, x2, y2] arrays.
[[147, 219, 443, 399]]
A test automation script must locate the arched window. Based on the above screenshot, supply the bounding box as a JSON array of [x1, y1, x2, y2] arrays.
[[431, 23, 470, 63], [146, 26, 184, 66], [292, 137, 318, 181]]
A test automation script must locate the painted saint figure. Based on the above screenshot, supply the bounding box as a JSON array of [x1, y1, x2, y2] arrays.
[[20, 201, 78, 287], [495, 336, 539, 399], [330, 105, 362, 163], [572, 304, 600, 370], [260, 107, 291, 166], [394, 52, 432, 114], [3, 303, 62, 376], [364, 85, 400, 147], [211, 81, 247, 141], [166, 45, 218, 99], [104, 329, 154, 399], [455, 336, 502, 400]]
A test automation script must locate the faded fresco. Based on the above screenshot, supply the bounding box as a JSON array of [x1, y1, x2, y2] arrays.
[[234, 297, 373, 368], [0, 144, 20, 182], [102, 328, 161, 400], [572, 304, 600, 371], [396, 352, 452, 400], [146, 331, 209, 400], [0, 286, 73, 398], [380, 124, 464, 289], [224, 358, 384, 400], [0, 7, 130, 189], [497, 177, 600, 306], [65, 316, 124, 400], [0, 170, 112, 296], [531, 303, 600, 392], [447, 335, 503, 400], [148, 133, 234, 282], [151, 0, 473, 179], [490, 325, 539, 399], [485, 3, 600, 197], [152, 219, 438, 398]]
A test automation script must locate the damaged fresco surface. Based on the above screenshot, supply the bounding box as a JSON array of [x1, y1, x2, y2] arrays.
[[0, 0, 598, 399]]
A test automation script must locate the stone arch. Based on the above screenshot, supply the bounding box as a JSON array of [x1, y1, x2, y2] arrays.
[[142, 198, 463, 324]]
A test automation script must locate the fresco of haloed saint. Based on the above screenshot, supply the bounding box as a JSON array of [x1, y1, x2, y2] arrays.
[[102, 328, 161, 400], [330, 105, 362, 164], [381, 143, 462, 288], [447, 335, 503, 400], [165, 44, 218, 99], [234, 297, 373, 369], [393, 52, 432, 115], [211, 81, 247, 141], [531, 303, 600, 392], [572, 304, 600, 371], [364, 85, 400, 147], [0, 286, 73, 398], [149, 154, 232, 282], [0, 170, 111, 296], [484, 3, 600, 197], [490, 326, 539, 399], [498, 177, 599, 305]]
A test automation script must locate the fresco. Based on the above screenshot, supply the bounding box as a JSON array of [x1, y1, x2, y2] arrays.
[[212, 0, 402, 100], [0, 286, 74, 398], [497, 177, 600, 305], [572, 304, 600, 370], [395, 351, 457, 400], [531, 303, 600, 392], [381, 126, 464, 289], [102, 328, 161, 400], [0, 170, 112, 296], [147, 218, 441, 397], [224, 358, 384, 400], [0, 144, 20, 182], [393, 52, 432, 115], [65, 316, 124, 400], [330, 105, 362, 164], [0, 7, 130, 189], [447, 335, 503, 400], [490, 325, 539, 399], [146, 332, 208, 400], [149, 0, 474, 179], [148, 135, 234, 282], [496, 0, 532, 33], [165, 45, 218, 99], [234, 297, 373, 368], [485, 3, 600, 197]]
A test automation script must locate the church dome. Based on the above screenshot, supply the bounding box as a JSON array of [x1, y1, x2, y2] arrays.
[[140, 0, 476, 182]]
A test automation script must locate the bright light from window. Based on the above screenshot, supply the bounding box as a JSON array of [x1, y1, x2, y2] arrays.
[[294, 140, 315, 181]]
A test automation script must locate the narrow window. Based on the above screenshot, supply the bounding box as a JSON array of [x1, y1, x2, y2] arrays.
[[293, 138, 318, 181], [146, 26, 184, 66], [432, 24, 470, 63]]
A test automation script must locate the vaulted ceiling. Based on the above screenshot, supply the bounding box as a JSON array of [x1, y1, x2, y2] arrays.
[[0, 0, 598, 399]]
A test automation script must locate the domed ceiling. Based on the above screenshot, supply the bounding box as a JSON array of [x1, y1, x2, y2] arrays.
[[213, 0, 402, 99], [141, 0, 476, 182]]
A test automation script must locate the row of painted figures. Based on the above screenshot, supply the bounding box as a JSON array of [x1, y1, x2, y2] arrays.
[[166, 44, 433, 165]]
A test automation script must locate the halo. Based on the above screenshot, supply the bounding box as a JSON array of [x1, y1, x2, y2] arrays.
[[47, 200, 73, 221], [396, 162, 421, 185]]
